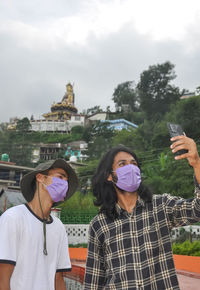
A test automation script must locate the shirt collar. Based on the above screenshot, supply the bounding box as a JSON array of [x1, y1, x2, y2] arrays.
[[115, 195, 146, 215], [137, 195, 146, 207]]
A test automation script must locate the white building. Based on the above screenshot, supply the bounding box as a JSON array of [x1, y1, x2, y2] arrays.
[[30, 120, 70, 132], [171, 225, 200, 240], [30, 114, 85, 133]]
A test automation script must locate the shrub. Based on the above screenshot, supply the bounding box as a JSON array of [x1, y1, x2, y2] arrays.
[[172, 240, 200, 256], [69, 243, 88, 248]]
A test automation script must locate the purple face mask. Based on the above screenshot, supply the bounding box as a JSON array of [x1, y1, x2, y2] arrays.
[[45, 177, 68, 202], [114, 164, 141, 192]]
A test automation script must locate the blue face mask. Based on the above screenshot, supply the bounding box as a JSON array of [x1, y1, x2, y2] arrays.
[[113, 164, 141, 192], [45, 177, 68, 202]]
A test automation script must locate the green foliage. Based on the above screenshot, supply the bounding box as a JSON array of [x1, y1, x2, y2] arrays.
[[1, 60, 200, 204], [165, 95, 200, 140], [112, 81, 138, 111], [0, 127, 34, 166], [87, 135, 112, 160], [59, 190, 97, 223], [86, 122, 114, 160], [142, 151, 194, 197], [112, 129, 139, 153], [130, 120, 156, 153], [69, 243, 88, 248], [150, 121, 170, 150], [137, 61, 180, 120], [71, 125, 84, 135], [16, 117, 31, 132], [59, 191, 97, 214], [78, 160, 98, 189], [0, 126, 83, 166], [172, 240, 200, 256], [82, 125, 93, 142]]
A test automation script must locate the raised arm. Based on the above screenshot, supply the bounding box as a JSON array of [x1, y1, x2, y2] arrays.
[[170, 135, 200, 183], [164, 135, 200, 228]]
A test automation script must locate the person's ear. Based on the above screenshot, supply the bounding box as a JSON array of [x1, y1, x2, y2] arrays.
[[36, 173, 45, 183], [107, 173, 112, 181]]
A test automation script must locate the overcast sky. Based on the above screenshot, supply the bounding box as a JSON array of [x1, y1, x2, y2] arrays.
[[1, 0, 200, 123]]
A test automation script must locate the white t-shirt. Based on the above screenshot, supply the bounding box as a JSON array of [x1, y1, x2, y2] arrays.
[[0, 204, 71, 290]]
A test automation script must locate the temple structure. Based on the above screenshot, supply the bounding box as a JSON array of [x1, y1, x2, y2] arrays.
[[43, 83, 78, 121]]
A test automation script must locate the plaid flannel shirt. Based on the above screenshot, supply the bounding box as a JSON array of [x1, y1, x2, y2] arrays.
[[83, 185, 200, 290]]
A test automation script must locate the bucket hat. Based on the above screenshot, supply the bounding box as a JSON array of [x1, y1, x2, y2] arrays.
[[20, 158, 79, 204]]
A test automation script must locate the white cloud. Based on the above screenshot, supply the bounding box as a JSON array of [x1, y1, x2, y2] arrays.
[[0, 0, 200, 122], [129, 0, 200, 41]]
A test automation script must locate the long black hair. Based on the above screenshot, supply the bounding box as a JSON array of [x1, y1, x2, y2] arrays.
[[92, 145, 152, 220]]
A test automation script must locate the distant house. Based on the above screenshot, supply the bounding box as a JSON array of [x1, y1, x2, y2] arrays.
[[65, 141, 88, 162], [85, 112, 117, 126], [180, 92, 196, 100], [39, 143, 67, 161], [0, 161, 33, 190], [101, 119, 138, 131], [0, 161, 33, 213], [87, 112, 108, 122], [68, 114, 85, 130], [31, 141, 88, 163]]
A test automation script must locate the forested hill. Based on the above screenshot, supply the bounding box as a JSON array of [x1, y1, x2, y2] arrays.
[[1, 61, 200, 199]]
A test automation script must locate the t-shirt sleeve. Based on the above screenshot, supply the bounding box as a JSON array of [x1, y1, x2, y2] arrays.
[[56, 224, 71, 272], [0, 211, 18, 265]]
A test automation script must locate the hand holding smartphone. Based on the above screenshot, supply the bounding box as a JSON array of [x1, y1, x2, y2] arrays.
[[167, 122, 188, 156]]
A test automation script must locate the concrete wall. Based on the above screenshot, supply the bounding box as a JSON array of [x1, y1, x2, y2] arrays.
[[64, 224, 89, 245], [64, 224, 200, 245]]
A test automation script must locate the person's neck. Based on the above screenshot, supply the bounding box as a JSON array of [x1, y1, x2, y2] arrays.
[[117, 191, 138, 214], [28, 191, 52, 221]]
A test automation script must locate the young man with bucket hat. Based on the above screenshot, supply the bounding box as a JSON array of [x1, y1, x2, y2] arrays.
[[0, 158, 79, 290]]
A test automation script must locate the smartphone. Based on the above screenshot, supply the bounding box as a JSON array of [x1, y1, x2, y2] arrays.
[[167, 122, 188, 156]]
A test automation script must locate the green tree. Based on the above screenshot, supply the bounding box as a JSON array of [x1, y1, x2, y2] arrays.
[[71, 125, 84, 135], [165, 95, 200, 140], [16, 117, 31, 132], [137, 61, 180, 120], [78, 160, 98, 193], [112, 81, 138, 111], [82, 124, 94, 143], [112, 129, 139, 151], [86, 122, 114, 160], [130, 120, 156, 154], [142, 150, 194, 198]]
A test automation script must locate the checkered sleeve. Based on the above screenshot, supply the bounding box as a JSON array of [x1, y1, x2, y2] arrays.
[[83, 222, 105, 290], [164, 184, 200, 229]]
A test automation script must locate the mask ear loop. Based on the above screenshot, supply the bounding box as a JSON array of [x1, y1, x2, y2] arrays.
[[111, 171, 118, 184], [37, 181, 48, 255]]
